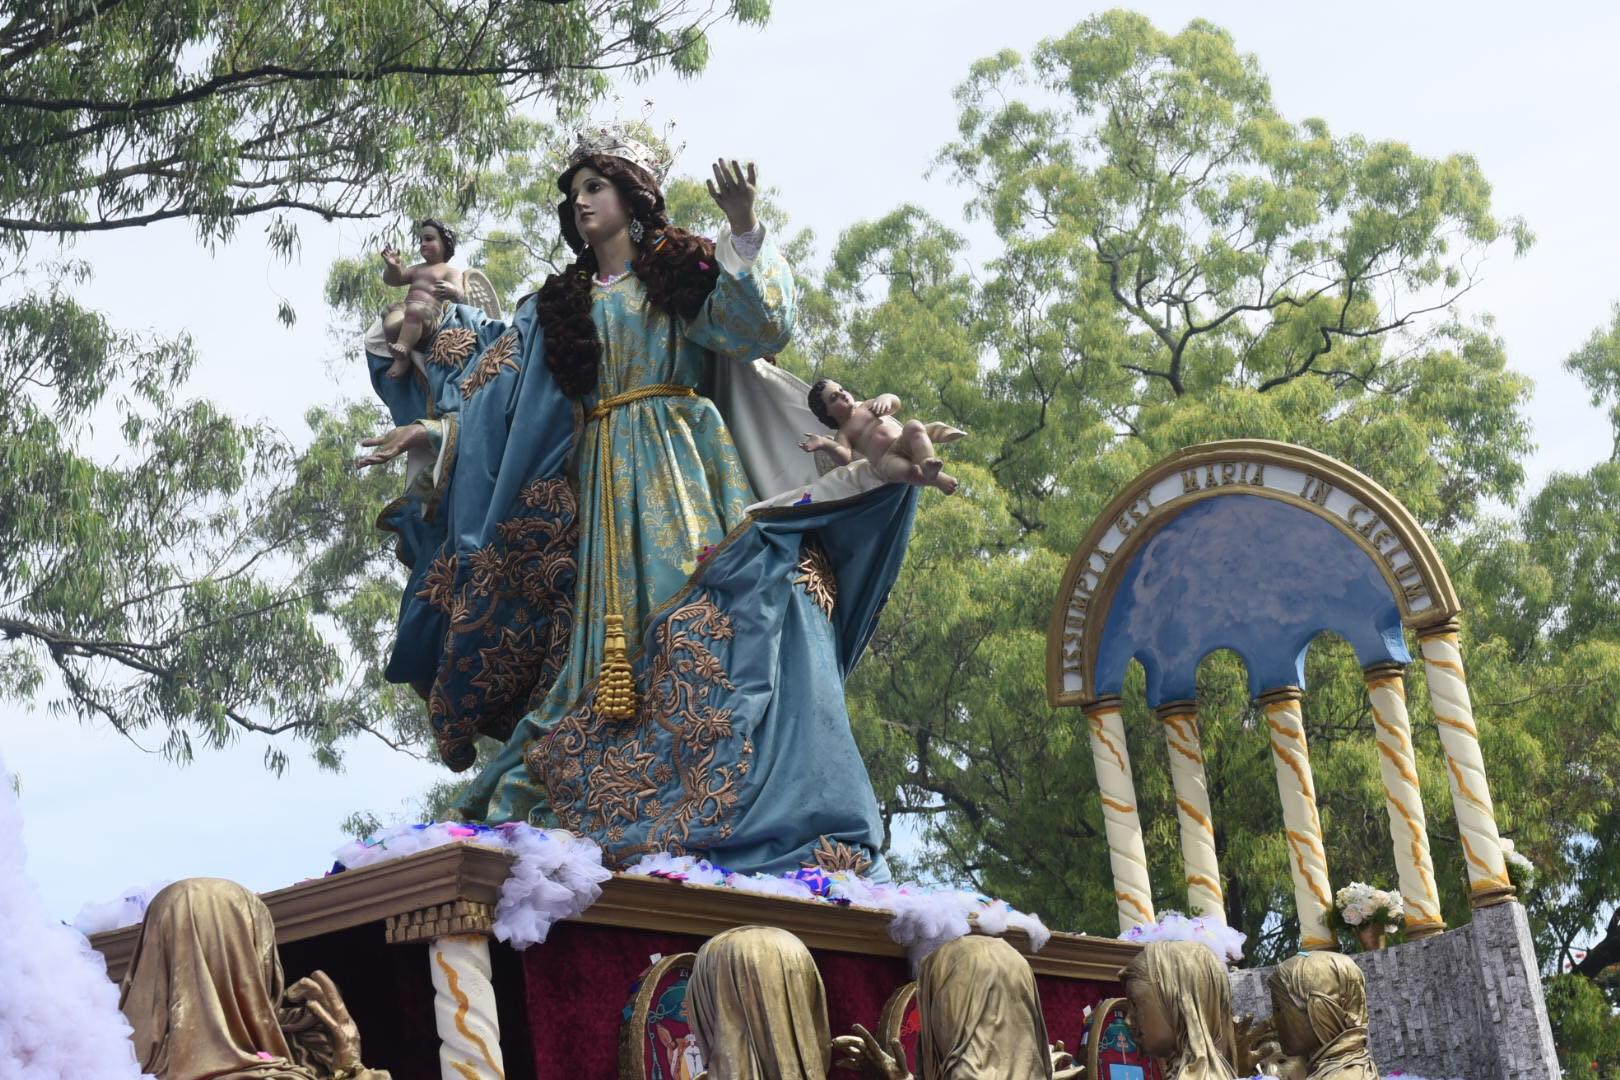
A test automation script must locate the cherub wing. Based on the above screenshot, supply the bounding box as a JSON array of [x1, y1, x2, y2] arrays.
[[462, 267, 502, 320]]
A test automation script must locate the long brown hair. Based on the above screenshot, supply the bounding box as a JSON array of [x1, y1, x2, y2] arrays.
[[533, 154, 720, 397]]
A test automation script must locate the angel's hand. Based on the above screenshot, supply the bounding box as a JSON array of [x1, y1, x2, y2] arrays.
[[356, 424, 428, 469], [381, 246, 402, 267], [287, 971, 363, 1071], [831, 1024, 909, 1080], [432, 280, 463, 302], [799, 433, 829, 453], [868, 394, 901, 417]]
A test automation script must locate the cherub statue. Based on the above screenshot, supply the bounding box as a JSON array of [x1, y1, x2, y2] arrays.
[[800, 378, 964, 496], [379, 217, 464, 378]]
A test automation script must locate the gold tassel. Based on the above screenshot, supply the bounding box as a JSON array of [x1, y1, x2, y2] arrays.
[[597, 613, 637, 720]]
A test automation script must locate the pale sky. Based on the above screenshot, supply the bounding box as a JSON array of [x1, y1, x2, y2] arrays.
[[6, 0, 1617, 924]]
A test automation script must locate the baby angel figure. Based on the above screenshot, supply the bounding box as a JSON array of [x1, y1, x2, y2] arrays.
[[379, 218, 464, 378], [800, 378, 963, 495]]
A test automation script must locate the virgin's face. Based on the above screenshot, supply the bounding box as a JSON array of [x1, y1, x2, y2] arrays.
[[1125, 978, 1180, 1060], [570, 166, 630, 246]]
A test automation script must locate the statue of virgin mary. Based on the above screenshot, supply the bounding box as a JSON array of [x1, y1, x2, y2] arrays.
[[357, 125, 914, 879]]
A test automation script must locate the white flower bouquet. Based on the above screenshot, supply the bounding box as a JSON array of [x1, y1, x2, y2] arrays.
[[1329, 881, 1404, 943]]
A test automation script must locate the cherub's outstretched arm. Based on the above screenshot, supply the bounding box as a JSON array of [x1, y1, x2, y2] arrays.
[[799, 432, 855, 466], [381, 246, 412, 286]]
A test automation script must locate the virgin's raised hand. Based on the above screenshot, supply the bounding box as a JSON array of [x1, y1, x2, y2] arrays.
[[706, 158, 759, 235]]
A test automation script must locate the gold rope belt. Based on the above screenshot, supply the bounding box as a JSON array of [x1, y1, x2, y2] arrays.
[[589, 382, 696, 719], [585, 383, 696, 422]]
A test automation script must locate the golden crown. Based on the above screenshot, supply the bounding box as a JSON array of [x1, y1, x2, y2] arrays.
[[564, 122, 678, 185]]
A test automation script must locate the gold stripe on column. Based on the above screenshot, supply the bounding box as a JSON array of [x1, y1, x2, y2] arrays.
[[1257, 686, 1336, 950], [1416, 621, 1515, 907], [1364, 663, 1445, 938], [1156, 700, 1225, 922], [1083, 697, 1157, 932]]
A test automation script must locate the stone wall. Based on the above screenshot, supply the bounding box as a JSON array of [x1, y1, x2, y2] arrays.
[[1228, 902, 1559, 1080]]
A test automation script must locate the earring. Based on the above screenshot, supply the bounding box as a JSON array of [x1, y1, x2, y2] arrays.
[[628, 218, 645, 243]]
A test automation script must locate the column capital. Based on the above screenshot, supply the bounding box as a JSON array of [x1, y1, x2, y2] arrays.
[[1416, 617, 1462, 640], [1362, 661, 1408, 680], [386, 899, 494, 944], [1154, 699, 1199, 720], [1082, 695, 1125, 717], [1254, 685, 1304, 708]]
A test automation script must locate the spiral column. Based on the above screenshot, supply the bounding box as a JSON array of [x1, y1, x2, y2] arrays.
[[1156, 701, 1225, 922], [1259, 686, 1335, 950], [1083, 697, 1156, 932]]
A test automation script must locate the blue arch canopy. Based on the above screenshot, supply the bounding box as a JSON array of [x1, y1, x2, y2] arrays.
[[1093, 494, 1410, 705]]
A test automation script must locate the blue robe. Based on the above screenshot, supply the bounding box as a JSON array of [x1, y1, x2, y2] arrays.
[[373, 237, 916, 878]]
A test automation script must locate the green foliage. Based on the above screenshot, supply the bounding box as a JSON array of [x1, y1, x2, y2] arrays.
[[1, 0, 768, 252], [769, 11, 1620, 984], [0, 266, 417, 767], [1546, 974, 1620, 1078]]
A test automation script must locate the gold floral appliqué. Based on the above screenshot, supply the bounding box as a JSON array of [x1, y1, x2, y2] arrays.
[[427, 326, 478, 369], [460, 331, 519, 399], [794, 539, 837, 618], [426, 477, 578, 769], [807, 836, 873, 876], [528, 593, 749, 863]]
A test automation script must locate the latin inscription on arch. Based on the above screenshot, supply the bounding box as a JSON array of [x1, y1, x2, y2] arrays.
[[1056, 454, 1435, 697]]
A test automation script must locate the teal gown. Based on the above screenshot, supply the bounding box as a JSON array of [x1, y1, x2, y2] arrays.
[[372, 233, 918, 878]]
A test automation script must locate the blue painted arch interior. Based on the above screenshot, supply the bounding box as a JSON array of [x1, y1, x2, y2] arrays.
[[1093, 493, 1411, 706]]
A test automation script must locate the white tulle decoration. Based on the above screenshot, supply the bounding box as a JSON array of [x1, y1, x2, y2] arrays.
[[1119, 911, 1247, 963], [331, 820, 503, 869], [622, 853, 729, 887], [722, 873, 817, 900], [71, 882, 172, 936], [0, 752, 152, 1079], [491, 828, 612, 949], [631, 856, 1054, 961], [331, 822, 610, 950]]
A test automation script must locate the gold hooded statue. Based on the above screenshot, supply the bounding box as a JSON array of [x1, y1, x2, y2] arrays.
[[119, 877, 390, 1080], [1269, 952, 1379, 1080], [1121, 940, 1237, 1080], [688, 924, 832, 1080]]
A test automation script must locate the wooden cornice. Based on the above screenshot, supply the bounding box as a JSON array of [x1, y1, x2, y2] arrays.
[[90, 845, 1138, 983]]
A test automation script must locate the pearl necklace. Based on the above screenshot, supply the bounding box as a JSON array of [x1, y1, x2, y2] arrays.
[[594, 268, 632, 287]]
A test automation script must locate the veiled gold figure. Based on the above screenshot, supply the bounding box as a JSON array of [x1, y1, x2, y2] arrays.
[[1121, 941, 1237, 1080], [688, 925, 831, 1080], [119, 878, 389, 1080], [833, 934, 1053, 1080], [1268, 953, 1378, 1080], [917, 935, 1053, 1080]]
